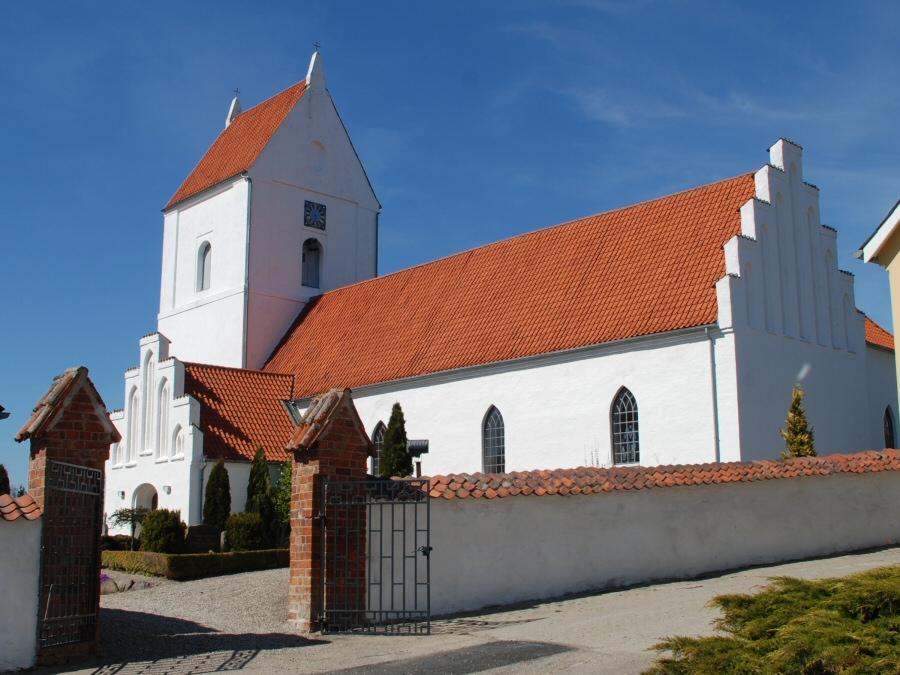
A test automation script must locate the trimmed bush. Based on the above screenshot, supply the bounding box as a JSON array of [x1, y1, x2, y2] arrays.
[[102, 549, 289, 580], [100, 534, 137, 551], [140, 509, 187, 554], [225, 512, 268, 552], [380, 402, 412, 477]]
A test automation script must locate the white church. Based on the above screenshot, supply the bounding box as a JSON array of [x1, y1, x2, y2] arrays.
[[105, 52, 898, 529]]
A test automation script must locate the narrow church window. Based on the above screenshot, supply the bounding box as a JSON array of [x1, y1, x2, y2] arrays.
[[886, 406, 896, 449], [611, 387, 639, 464], [127, 387, 139, 464], [483, 406, 505, 473], [156, 380, 169, 459], [172, 425, 185, 458], [371, 422, 385, 476], [198, 242, 212, 291], [302, 239, 321, 288]]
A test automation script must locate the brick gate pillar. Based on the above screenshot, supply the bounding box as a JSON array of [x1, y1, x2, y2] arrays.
[[15, 367, 121, 665], [285, 388, 373, 632]]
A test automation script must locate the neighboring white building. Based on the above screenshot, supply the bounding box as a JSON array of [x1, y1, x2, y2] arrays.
[[105, 53, 898, 531]]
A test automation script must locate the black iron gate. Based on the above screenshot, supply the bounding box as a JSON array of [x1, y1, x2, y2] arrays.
[[39, 460, 103, 649], [320, 478, 431, 634]]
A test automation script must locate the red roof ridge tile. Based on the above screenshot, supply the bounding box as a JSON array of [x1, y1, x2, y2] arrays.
[[0, 493, 42, 521], [864, 315, 895, 351], [426, 449, 900, 500]]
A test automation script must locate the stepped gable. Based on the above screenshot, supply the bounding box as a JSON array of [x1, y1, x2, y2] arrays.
[[0, 493, 41, 522], [264, 173, 757, 397], [183, 363, 295, 462], [427, 449, 900, 500], [865, 316, 895, 351], [166, 81, 307, 209]]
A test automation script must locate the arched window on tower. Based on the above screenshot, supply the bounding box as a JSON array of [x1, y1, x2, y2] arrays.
[[371, 422, 386, 476], [197, 242, 212, 291], [482, 406, 505, 473], [302, 239, 321, 289], [886, 406, 896, 449], [611, 387, 639, 464]]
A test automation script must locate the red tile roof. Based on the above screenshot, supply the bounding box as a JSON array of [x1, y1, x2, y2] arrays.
[[426, 449, 900, 500], [0, 493, 41, 521], [183, 363, 295, 462], [166, 81, 307, 209], [865, 316, 894, 351], [264, 173, 757, 396]]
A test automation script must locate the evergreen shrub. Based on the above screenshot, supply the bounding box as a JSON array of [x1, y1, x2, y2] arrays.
[[380, 402, 412, 477], [203, 459, 232, 528], [224, 512, 268, 552], [0, 464, 10, 495], [780, 385, 816, 458], [140, 509, 187, 554]]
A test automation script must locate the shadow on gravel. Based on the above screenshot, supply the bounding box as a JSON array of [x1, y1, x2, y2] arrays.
[[74, 608, 328, 673]]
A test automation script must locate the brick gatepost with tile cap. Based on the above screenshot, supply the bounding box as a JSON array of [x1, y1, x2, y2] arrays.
[[15, 367, 121, 666], [285, 388, 374, 632]]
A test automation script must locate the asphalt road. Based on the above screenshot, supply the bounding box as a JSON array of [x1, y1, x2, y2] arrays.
[[47, 546, 900, 675]]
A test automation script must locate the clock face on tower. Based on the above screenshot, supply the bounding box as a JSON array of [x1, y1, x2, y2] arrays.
[[304, 201, 327, 230]]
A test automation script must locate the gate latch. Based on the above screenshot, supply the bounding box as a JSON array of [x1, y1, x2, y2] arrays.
[[417, 545, 433, 557], [313, 511, 326, 527]]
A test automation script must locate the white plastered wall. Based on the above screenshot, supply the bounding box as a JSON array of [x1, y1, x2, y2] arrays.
[[428, 471, 900, 616], [867, 345, 900, 450], [105, 333, 204, 533], [720, 140, 882, 459], [0, 516, 41, 670], [244, 60, 379, 369], [158, 178, 251, 367], [349, 329, 726, 475]]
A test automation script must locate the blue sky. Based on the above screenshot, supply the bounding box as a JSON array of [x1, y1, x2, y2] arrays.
[[2, 1, 899, 488]]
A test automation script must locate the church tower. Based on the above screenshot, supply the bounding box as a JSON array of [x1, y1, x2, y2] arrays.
[[157, 52, 380, 369]]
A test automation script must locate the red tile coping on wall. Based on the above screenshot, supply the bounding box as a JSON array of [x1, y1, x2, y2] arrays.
[[426, 450, 900, 500], [0, 493, 41, 521], [166, 81, 307, 209], [183, 362, 295, 462], [865, 316, 895, 351], [265, 173, 758, 397]]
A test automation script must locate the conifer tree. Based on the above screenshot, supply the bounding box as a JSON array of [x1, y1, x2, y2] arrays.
[[780, 385, 816, 458], [203, 458, 232, 528], [246, 446, 271, 512], [273, 462, 292, 547], [0, 464, 10, 496], [379, 402, 412, 477]]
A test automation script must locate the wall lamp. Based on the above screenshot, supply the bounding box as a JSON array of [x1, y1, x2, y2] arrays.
[[117, 491, 125, 499], [163, 485, 171, 494]]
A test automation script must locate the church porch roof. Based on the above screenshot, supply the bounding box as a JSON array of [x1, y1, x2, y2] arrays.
[[865, 315, 895, 351], [182, 363, 295, 462]]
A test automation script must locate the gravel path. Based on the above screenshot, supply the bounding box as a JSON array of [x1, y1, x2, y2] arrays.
[[41, 547, 900, 675]]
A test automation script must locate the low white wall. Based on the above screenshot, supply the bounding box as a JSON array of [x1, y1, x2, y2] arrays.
[[0, 516, 42, 671], [428, 471, 900, 616]]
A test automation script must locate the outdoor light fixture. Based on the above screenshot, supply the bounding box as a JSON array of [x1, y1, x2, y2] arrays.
[[163, 485, 171, 494], [117, 491, 125, 499]]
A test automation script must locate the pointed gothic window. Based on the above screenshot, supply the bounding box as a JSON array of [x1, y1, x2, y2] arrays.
[[302, 239, 321, 288], [371, 422, 386, 476], [611, 387, 639, 464], [483, 406, 505, 473], [886, 406, 896, 449], [198, 242, 212, 291]]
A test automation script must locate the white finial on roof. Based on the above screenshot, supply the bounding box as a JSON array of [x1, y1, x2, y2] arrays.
[[306, 49, 325, 91], [226, 88, 242, 129]]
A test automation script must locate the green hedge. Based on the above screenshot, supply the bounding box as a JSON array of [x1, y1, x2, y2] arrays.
[[102, 549, 289, 580]]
